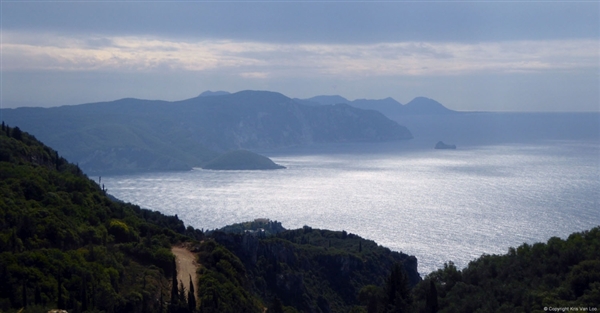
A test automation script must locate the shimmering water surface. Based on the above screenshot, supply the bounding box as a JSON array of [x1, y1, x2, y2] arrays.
[[103, 140, 600, 275]]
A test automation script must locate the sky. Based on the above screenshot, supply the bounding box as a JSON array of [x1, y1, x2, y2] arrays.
[[1, 1, 599, 112]]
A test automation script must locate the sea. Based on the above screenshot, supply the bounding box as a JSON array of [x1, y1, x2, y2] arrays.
[[102, 112, 600, 275]]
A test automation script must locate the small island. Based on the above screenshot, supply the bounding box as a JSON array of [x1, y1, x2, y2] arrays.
[[201, 149, 285, 170], [435, 141, 457, 149]]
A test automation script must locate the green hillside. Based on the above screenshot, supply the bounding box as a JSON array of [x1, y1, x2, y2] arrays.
[[0, 123, 203, 312], [411, 228, 600, 313], [0, 124, 419, 313], [212, 221, 421, 313], [2, 122, 597, 313]]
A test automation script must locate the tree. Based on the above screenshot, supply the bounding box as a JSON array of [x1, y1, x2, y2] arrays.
[[12, 126, 23, 141], [34, 283, 42, 305], [425, 280, 438, 313], [178, 279, 186, 306], [188, 275, 196, 312], [57, 275, 64, 309], [384, 263, 412, 313], [170, 258, 179, 308], [358, 285, 381, 313], [21, 279, 27, 308], [268, 297, 284, 313], [81, 275, 88, 312]]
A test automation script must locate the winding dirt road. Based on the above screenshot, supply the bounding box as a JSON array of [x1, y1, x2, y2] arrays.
[[171, 245, 199, 300]]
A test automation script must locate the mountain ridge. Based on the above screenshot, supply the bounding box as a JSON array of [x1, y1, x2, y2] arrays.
[[1, 90, 412, 174], [297, 94, 455, 117]]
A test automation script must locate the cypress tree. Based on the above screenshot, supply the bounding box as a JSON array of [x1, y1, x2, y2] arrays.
[[178, 279, 186, 305], [188, 274, 196, 312], [57, 275, 64, 309], [12, 127, 22, 141], [22, 279, 27, 308], [35, 283, 42, 305], [425, 279, 438, 313], [170, 258, 178, 307], [268, 297, 284, 313], [81, 275, 88, 312], [384, 263, 411, 312], [1, 265, 16, 307], [159, 285, 164, 313]]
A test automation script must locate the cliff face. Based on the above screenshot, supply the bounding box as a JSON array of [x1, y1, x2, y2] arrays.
[[212, 227, 421, 312]]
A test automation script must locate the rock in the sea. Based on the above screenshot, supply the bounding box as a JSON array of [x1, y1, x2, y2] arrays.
[[435, 141, 457, 149]]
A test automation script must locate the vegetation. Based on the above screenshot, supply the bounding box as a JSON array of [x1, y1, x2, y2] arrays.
[[0, 123, 203, 312], [410, 228, 600, 313], [214, 219, 286, 236], [202, 150, 285, 170], [195, 240, 263, 313], [212, 225, 421, 313], [2, 121, 598, 313]]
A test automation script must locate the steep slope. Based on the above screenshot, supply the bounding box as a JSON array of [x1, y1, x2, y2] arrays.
[[0, 124, 206, 312], [212, 221, 421, 313], [0, 125, 269, 313], [1, 90, 412, 174], [0, 124, 427, 313]]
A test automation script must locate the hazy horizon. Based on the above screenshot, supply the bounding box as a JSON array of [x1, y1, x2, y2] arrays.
[[2, 2, 599, 112], [3, 89, 600, 113]]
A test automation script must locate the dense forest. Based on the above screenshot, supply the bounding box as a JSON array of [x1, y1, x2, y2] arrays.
[[411, 228, 600, 313], [211, 223, 420, 312], [0, 124, 418, 313], [0, 123, 203, 312], [1, 123, 598, 313]]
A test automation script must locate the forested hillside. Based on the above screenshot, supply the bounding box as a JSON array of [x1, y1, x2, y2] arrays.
[[0, 124, 420, 313], [212, 223, 421, 313], [2, 122, 597, 313], [411, 227, 600, 313], [0, 123, 203, 312]]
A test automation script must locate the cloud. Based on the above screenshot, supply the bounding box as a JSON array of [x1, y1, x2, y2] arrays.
[[3, 32, 598, 78]]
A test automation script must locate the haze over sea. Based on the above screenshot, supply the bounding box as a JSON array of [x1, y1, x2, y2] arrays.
[[103, 113, 600, 275]]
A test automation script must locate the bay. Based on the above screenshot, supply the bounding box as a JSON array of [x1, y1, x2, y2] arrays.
[[103, 139, 599, 275]]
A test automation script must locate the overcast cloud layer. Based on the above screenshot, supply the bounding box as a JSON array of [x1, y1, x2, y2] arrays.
[[1, 1, 599, 111]]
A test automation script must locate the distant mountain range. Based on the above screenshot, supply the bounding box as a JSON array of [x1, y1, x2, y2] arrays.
[[198, 91, 456, 117], [1, 90, 413, 174], [295, 95, 455, 117]]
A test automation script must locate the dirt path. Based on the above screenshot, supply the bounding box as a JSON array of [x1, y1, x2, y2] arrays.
[[171, 245, 199, 300]]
